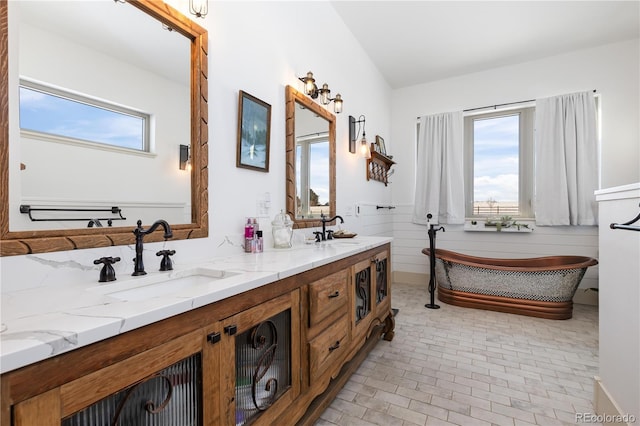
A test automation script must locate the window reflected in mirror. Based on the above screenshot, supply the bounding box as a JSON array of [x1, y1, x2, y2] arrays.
[[295, 134, 329, 218]]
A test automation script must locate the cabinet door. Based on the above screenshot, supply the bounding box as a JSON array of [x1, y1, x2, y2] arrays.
[[351, 258, 373, 340], [220, 291, 300, 426], [14, 389, 60, 426], [374, 250, 390, 306], [58, 330, 205, 426]]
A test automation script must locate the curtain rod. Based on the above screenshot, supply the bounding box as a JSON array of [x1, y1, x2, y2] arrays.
[[416, 90, 597, 118], [463, 98, 534, 113], [463, 89, 597, 113]]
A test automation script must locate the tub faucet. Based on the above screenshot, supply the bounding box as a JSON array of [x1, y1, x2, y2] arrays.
[[132, 219, 173, 276], [319, 214, 344, 241]]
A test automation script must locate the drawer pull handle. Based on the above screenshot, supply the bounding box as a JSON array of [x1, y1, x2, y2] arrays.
[[329, 341, 341, 352], [207, 332, 221, 344], [328, 291, 340, 299]]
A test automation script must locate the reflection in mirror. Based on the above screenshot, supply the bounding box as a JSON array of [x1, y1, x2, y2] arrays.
[[0, 0, 209, 256], [285, 86, 335, 229], [295, 105, 330, 218], [14, 0, 190, 231]]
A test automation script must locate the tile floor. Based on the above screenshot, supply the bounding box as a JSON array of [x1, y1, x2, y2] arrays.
[[316, 282, 600, 426]]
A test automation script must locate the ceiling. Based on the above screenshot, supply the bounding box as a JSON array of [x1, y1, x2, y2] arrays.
[[331, 1, 640, 89]]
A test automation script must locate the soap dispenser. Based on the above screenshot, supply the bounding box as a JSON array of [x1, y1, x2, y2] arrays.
[[271, 210, 293, 249]]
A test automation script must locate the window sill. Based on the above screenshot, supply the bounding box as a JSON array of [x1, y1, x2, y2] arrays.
[[464, 219, 534, 233]]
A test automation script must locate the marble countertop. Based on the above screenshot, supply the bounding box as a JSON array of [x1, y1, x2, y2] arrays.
[[0, 236, 391, 374]]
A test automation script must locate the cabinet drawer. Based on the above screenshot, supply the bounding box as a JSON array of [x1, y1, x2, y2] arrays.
[[308, 269, 348, 326], [308, 315, 349, 382]]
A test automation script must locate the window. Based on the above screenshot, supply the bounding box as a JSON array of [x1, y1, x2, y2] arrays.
[[19, 80, 150, 152], [464, 107, 534, 218], [295, 134, 330, 218]]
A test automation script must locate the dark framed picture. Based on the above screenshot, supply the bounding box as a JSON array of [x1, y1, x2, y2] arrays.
[[375, 135, 387, 155], [237, 90, 271, 172]]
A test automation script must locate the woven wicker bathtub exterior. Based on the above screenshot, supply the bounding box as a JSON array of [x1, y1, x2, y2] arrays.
[[422, 249, 598, 320]]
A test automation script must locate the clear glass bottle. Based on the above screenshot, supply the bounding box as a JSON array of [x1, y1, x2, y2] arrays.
[[271, 210, 293, 249]]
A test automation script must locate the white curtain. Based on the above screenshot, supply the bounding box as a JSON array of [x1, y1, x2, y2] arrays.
[[535, 91, 598, 226], [412, 112, 465, 225]]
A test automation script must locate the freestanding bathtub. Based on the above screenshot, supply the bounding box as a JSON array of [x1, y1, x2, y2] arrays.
[[422, 248, 598, 319]]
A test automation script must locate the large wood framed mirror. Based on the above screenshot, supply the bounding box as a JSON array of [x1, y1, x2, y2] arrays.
[[285, 85, 336, 229], [0, 0, 209, 256]]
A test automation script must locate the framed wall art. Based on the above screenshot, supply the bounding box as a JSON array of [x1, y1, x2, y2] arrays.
[[375, 135, 387, 156], [236, 90, 271, 172]]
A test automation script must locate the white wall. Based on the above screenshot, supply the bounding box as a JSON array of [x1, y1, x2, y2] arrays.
[[1, 1, 394, 290], [595, 184, 640, 420], [389, 39, 640, 301], [197, 0, 394, 254]]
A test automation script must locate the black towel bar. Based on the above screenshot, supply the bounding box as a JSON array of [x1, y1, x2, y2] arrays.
[[610, 203, 640, 232], [20, 205, 126, 223]]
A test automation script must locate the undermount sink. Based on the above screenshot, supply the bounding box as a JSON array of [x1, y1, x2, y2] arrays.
[[88, 268, 240, 302]]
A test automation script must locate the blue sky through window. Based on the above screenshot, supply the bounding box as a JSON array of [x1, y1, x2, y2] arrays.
[[473, 114, 519, 206], [19, 86, 145, 150], [309, 142, 329, 205]]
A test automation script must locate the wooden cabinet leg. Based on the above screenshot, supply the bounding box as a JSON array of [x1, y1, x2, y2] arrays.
[[382, 311, 395, 341]]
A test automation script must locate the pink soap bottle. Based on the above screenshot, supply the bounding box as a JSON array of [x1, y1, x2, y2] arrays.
[[244, 218, 254, 253]]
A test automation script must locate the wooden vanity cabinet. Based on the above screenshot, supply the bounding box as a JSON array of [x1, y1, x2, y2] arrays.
[[1, 243, 394, 426]]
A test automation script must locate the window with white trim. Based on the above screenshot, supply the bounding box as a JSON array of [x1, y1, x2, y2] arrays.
[[295, 134, 330, 218], [464, 107, 534, 218], [19, 80, 150, 152]]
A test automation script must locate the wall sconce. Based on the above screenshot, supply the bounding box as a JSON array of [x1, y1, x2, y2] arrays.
[[189, 0, 208, 18], [298, 71, 343, 114], [349, 115, 370, 158], [179, 144, 191, 170]]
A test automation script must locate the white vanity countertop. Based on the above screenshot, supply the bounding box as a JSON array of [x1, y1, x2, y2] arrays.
[[0, 236, 391, 374]]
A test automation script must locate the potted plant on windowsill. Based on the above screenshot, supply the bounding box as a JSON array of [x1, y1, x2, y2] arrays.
[[485, 216, 530, 231]]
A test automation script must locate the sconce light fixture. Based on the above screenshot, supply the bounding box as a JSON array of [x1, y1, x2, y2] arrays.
[[298, 71, 343, 114], [189, 0, 208, 18], [349, 115, 370, 158], [179, 144, 191, 170]]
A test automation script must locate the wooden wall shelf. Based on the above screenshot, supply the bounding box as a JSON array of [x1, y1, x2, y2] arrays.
[[366, 144, 395, 186]]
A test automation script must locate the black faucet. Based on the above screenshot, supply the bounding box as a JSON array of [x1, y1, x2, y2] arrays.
[[87, 219, 103, 227], [316, 214, 344, 241], [132, 219, 173, 276]]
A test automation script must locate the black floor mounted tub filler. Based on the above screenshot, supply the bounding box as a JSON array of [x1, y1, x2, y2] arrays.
[[425, 213, 444, 309]]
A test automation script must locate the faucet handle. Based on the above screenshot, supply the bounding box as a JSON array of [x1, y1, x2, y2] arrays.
[[156, 250, 176, 271], [313, 232, 323, 243], [327, 230, 334, 240], [93, 256, 121, 282]]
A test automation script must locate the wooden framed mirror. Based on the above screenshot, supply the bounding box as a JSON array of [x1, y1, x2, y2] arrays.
[[285, 85, 336, 229], [0, 0, 209, 256]]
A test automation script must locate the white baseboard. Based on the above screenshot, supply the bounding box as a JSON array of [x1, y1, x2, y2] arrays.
[[593, 377, 636, 425]]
